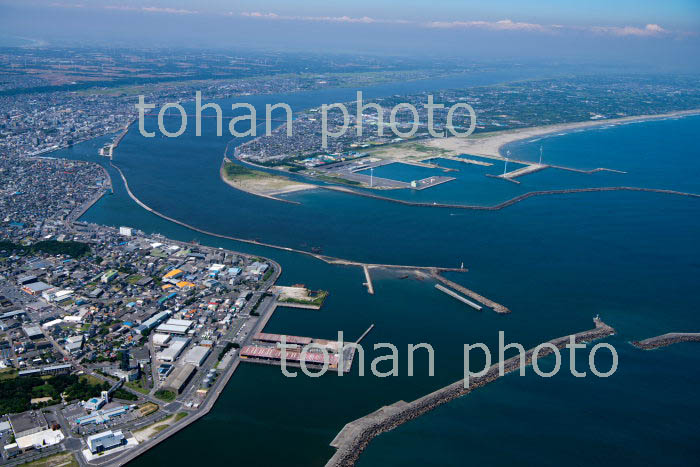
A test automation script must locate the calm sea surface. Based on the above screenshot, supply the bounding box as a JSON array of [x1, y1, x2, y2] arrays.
[[54, 79, 700, 466]]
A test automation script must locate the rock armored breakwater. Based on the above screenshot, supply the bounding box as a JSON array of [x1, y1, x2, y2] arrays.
[[632, 332, 700, 350], [326, 317, 615, 467], [323, 186, 700, 211]]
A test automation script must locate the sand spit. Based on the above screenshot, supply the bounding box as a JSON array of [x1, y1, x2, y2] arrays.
[[219, 158, 315, 204]]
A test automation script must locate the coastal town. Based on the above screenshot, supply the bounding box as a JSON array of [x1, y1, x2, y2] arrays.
[[235, 74, 700, 167], [1, 35, 699, 467], [0, 46, 464, 159], [0, 154, 299, 465]]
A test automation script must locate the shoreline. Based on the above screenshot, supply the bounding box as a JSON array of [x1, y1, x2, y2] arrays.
[[219, 157, 312, 205], [426, 109, 700, 161], [326, 317, 616, 466]]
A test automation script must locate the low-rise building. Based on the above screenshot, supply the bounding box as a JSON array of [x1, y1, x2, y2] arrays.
[[182, 345, 211, 367], [9, 411, 48, 439], [162, 363, 196, 394], [87, 429, 126, 454]]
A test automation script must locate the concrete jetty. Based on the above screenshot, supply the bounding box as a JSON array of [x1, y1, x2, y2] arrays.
[[363, 265, 374, 295], [355, 324, 375, 344], [500, 163, 547, 180], [325, 317, 616, 467], [435, 284, 482, 310], [631, 332, 700, 350], [432, 273, 510, 314], [439, 155, 492, 167]]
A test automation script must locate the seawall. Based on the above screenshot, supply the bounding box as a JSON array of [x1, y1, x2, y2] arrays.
[[322, 185, 700, 211]]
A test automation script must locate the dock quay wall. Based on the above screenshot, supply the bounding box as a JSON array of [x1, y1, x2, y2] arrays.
[[326, 317, 615, 467]]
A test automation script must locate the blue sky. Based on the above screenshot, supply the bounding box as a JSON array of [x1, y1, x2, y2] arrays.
[[9, 0, 697, 29], [0, 0, 698, 66]]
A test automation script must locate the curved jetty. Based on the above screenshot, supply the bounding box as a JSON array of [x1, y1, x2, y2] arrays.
[[109, 160, 466, 276], [631, 332, 700, 350], [326, 317, 615, 467], [323, 185, 700, 211]]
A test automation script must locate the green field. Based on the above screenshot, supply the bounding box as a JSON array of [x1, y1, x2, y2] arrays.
[[223, 162, 270, 180], [154, 389, 176, 402]]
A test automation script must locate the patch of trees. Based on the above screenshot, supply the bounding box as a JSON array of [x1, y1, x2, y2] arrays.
[[0, 239, 91, 257], [0, 374, 109, 414]]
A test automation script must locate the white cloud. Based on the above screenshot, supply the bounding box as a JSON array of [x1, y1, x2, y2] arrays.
[[426, 19, 547, 32], [55, 4, 201, 14], [239, 12, 410, 25], [140, 6, 198, 15], [590, 23, 667, 36], [45, 4, 674, 39]]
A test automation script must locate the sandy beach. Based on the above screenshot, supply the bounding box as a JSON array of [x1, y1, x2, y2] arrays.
[[219, 158, 316, 203], [425, 109, 700, 161]]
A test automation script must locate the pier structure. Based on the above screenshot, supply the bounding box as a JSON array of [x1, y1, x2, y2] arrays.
[[436, 155, 492, 167], [498, 163, 548, 181], [432, 273, 510, 314], [363, 266, 375, 295], [240, 332, 356, 373], [434, 284, 482, 310], [355, 324, 375, 344]]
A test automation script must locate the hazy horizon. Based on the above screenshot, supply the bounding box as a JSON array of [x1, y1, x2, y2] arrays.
[[1, 0, 699, 70]]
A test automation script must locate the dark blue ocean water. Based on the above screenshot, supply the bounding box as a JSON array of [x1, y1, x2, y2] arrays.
[[53, 83, 700, 466]]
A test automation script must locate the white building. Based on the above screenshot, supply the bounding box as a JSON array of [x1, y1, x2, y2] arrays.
[[119, 226, 133, 236], [87, 429, 126, 454], [182, 346, 211, 367], [156, 337, 190, 362]]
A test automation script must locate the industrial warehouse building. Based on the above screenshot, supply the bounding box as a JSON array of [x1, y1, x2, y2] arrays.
[[9, 411, 48, 439], [162, 363, 196, 394], [182, 345, 211, 367], [134, 310, 172, 335], [156, 336, 190, 362], [155, 318, 194, 335]]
